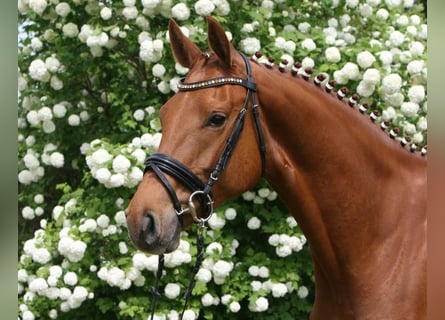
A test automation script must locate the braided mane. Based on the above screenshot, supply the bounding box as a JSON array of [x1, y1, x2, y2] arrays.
[[250, 51, 427, 157]]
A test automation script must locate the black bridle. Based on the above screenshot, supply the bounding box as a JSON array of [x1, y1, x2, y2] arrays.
[[145, 52, 266, 319], [144, 52, 265, 224]]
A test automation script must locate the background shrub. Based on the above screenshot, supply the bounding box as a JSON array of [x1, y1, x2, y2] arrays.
[[18, 1, 426, 319]]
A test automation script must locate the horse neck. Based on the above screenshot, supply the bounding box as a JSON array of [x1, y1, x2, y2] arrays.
[[253, 64, 426, 281]]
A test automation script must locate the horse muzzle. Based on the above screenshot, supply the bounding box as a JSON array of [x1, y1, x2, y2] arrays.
[[126, 207, 181, 254]]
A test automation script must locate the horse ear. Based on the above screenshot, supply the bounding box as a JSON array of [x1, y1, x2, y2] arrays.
[[207, 16, 234, 69], [168, 19, 202, 68]]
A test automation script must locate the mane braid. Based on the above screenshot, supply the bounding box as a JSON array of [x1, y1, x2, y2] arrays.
[[249, 52, 427, 157]]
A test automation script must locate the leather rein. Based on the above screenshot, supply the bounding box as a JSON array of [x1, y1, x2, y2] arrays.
[[145, 52, 265, 319]]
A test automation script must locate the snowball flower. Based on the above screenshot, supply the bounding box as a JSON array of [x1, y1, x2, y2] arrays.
[[357, 51, 376, 69], [325, 47, 341, 63], [45, 56, 61, 73], [112, 155, 131, 173], [164, 283, 181, 299], [172, 3, 190, 20], [91, 149, 112, 166], [208, 214, 225, 230], [379, 51, 393, 65], [400, 102, 420, 117], [100, 7, 112, 20], [194, 0, 215, 16], [68, 114, 80, 126], [240, 37, 261, 55], [224, 208, 237, 220], [229, 301, 241, 312], [201, 293, 214, 306], [341, 62, 360, 80], [276, 245, 292, 257], [152, 63, 166, 78], [389, 30, 405, 47], [301, 38, 316, 51], [62, 23, 79, 38], [346, 0, 359, 7], [32, 247, 51, 264], [38, 108, 53, 123], [409, 41, 425, 56], [29, 277, 48, 295], [97, 214, 110, 228], [58, 237, 87, 262], [79, 218, 97, 232], [63, 272, 78, 286], [272, 283, 288, 297], [407, 60, 424, 75], [141, 0, 160, 8], [24, 153, 39, 169], [114, 210, 127, 226], [95, 167, 111, 184], [408, 85, 425, 103], [298, 22, 311, 33], [22, 206, 35, 219], [382, 106, 397, 120], [50, 152, 64, 168], [109, 173, 125, 187], [29, 59, 50, 82], [206, 242, 223, 255], [212, 260, 233, 279], [22, 310, 35, 320], [122, 6, 138, 20], [417, 117, 427, 131], [362, 68, 381, 85], [29, 0, 48, 15], [381, 74, 402, 94], [247, 216, 261, 230], [55, 2, 70, 17], [250, 296, 269, 312], [196, 268, 212, 283], [297, 286, 309, 298], [258, 266, 269, 278]]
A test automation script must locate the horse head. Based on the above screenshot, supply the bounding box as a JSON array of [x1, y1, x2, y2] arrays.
[[126, 17, 264, 254]]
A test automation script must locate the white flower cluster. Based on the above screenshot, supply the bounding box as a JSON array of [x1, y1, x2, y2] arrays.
[[28, 55, 64, 90], [78, 210, 127, 237], [194, 0, 230, 17], [77, 24, 116, 57], [20, 265, 90, 313], [97, 264, 146, 290], [242, 187, 277, 204], [19, 237, 92, 314], [140, 37, 164, 63], [18, 141, 67, 185], [239, 37, 261, 56], [57, 231, 87, 263], [22, 237, 51, 264], [248, 296, 269, 312], [194, 254, 235, 286], [85, 133, 161, 188], [268, 233, 307, 258]]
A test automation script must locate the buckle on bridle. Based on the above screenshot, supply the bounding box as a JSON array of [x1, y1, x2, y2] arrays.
[[176, 190, 214, 224]]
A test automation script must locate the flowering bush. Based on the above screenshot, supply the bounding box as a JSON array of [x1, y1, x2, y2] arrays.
[[18, 0, 426, 319]]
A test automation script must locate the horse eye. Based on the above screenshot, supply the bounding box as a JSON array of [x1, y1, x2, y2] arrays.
[[206, 113, 227, 127]]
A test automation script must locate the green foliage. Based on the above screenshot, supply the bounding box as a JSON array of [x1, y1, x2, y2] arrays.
[[18, 1, 426, 319]]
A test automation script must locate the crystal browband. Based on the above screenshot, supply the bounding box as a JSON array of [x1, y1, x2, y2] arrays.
[[177, 76, 256, 92]]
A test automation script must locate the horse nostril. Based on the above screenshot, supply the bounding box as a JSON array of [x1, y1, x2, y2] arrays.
[[142, 213, 155, 235]]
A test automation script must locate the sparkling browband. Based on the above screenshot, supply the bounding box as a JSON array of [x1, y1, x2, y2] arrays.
[[177, 76, 255, 92]]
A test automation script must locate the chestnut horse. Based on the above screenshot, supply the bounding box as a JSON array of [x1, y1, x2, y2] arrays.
[[126, 17, 427, 319]]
